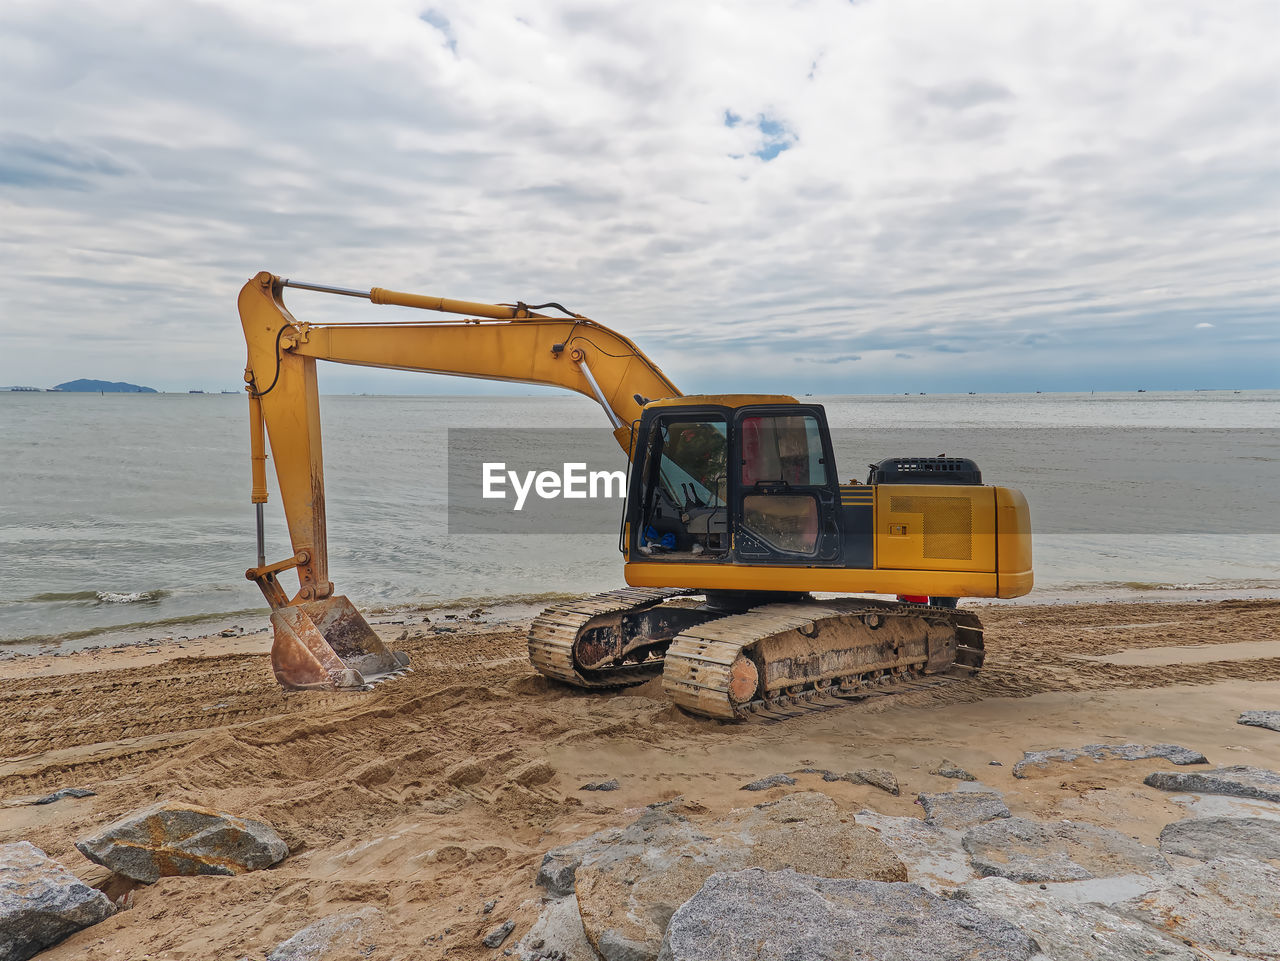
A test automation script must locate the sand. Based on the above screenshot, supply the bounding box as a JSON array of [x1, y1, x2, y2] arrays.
[[2, 597, 1278, 959]]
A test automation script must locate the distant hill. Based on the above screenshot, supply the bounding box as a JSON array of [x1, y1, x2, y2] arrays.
[[54, 379, 157, 393]]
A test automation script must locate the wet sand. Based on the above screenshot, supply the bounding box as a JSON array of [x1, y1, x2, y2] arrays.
[[2, 597, 1278, 959]]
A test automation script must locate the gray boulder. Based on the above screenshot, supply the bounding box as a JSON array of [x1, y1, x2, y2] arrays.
[[1158, 816, 1280, 862], [537, 832, 602, 897], [852, 810, 976, 893], [658, 868, 1038, 961], [931, 759, 977, 781], [1014, 744, 1206, 778], [76, 800, 288, 883], [957, 876, 1197, 961], [1143, 765, 1280, 803], [1118, 858, 1280, 958], [266, 907, 383, 961], [30, 788, 95, 806], [847, 767, 900, 796], [515, 896, 597, 961], [963, 817, 1168, 883], [553, 793, 905, 961], [740, 773, 795, 791], [1238, 710, 1280, 732], [483, 920, 515, 948], [792, 767, 900, 794], [919, 791, 1011, 829], [0, 842, 116, 961]]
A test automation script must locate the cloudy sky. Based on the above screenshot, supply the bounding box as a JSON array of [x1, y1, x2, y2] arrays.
[[1, 0, 1276, 394]]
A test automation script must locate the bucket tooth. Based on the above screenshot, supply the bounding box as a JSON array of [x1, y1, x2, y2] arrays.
[[269, 595, 409, 690]]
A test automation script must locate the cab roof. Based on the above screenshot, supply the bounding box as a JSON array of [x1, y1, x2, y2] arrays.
[[644, 393, 799, 410]]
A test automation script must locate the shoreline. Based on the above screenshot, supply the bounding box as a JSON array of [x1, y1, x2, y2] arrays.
[[4, 584, 1280, 661]]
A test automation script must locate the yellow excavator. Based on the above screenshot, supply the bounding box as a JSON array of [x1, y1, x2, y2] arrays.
[[239, 271, 1032, 719]]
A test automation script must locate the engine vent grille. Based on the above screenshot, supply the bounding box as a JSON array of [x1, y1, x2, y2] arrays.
[[889, 495, 973, 560]]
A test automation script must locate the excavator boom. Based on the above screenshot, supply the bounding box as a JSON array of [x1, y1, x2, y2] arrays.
[[239, 271, 680, 689]]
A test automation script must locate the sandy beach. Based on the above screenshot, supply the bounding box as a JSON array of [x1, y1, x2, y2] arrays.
[[2, 596, 1278, 959]]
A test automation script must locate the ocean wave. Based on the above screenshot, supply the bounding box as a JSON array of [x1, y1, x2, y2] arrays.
[[19, 589, 171, 604], [95, 590, 165, 604]]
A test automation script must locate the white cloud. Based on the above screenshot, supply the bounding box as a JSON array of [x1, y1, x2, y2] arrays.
[[0, 0, 1276, 392]]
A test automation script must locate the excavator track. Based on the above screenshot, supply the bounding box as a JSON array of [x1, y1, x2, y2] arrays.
[[529, 590, 984, 719], [527, 587, 698, 689], [662, 598, 984, 720]]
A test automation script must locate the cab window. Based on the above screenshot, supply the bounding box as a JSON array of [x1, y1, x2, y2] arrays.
[[739, 414, 828, 555], [637, 417, 729, 556]]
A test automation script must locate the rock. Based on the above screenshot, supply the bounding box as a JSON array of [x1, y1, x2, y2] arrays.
[[75, 800, 288, 883], [956, 876, 1197, 961], [512, 760, 556, 787], [1013, 743, 1206, 778], [1143, 765, 1280, 803], [537, 832, 602, 897], [931, 759, 976, 781], [483, 899, 497, 914], [565, 792, 905, 961], [853, 810, 976, 893], [483, 920, 516, 948], [266, 907, 382, 960], [657, 868, 1038, 961], [963, 817, 1168, 883], [1238, 710, 1280, 732], [0, 842, 116, 961], [791, 767, 899, 794], [1158, 816, 1280, 862], [30, 788, 95, 806], [516, 896, 597, 961], [740, 773, 795, 791], [1118, 858, 1280, 958], [848, 767, 900, 796], [919, 791, 1011, 829], [580, 780, 619, 792]]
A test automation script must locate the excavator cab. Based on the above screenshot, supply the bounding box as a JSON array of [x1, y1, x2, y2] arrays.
[[626, 397, 842, 566]]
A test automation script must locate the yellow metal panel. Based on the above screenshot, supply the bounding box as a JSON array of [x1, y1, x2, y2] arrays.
[[995, 486, 1034, 597], [874, 485, 997, 573], [624, 561, 1001, 598]]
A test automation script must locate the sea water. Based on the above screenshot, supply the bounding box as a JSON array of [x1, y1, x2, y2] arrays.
[[1, 390, 1276, 653]]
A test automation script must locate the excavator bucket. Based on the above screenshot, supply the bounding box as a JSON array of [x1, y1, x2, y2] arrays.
[[269, 595, 410, 690]]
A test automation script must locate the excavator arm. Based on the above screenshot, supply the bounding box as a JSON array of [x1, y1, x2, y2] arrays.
[[238, 271, 680, 689]]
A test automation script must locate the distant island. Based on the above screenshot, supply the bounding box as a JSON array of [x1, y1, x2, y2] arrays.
[[54, 379, 157, 393]]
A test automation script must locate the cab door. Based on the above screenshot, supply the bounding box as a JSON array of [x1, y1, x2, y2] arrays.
[[732, 406, 841, 563]]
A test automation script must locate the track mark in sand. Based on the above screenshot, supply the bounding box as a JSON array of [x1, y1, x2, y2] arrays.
[[1070, 640, 1280, 666]]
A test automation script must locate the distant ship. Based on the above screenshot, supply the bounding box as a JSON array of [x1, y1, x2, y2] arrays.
[[189, 390, 205, 394]]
